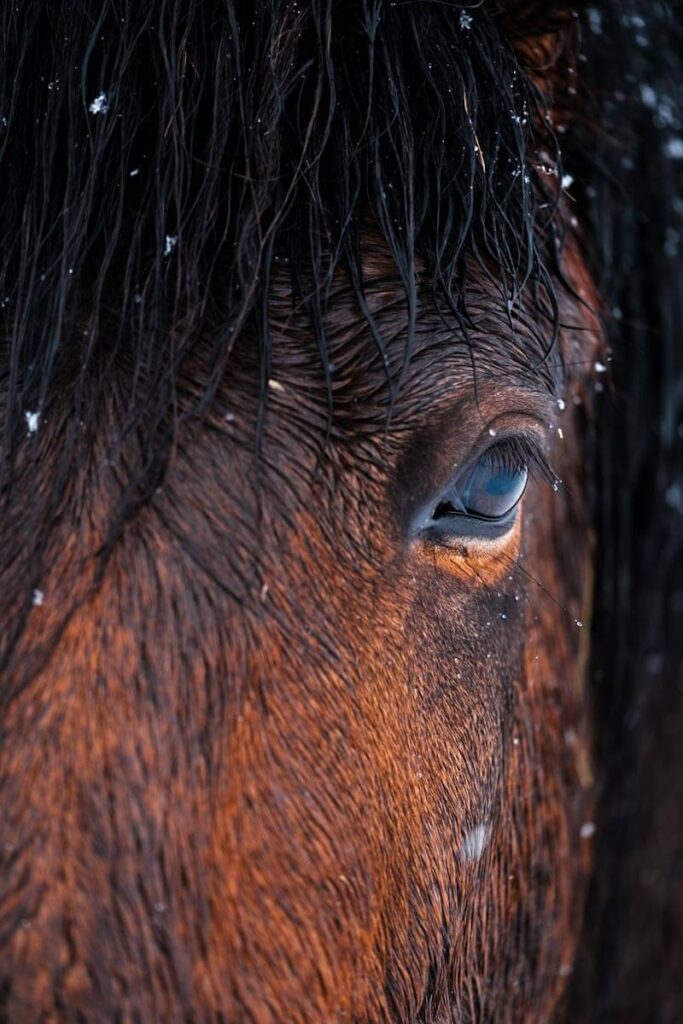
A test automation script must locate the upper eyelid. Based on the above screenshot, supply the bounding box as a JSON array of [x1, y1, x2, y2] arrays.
[[449, 430, 555, 494]]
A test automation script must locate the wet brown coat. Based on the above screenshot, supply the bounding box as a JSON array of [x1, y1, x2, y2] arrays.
[[0, 235, 602, 1020]]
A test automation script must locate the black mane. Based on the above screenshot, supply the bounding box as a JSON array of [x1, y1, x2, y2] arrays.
[[565, 2, 683, 1019], [0, 1, 571, 468]]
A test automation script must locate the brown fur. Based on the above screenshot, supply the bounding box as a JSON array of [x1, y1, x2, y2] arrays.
[[0, 230, 602, 1020]]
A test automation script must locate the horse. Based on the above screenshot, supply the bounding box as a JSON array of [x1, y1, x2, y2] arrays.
[[0, 1, 681, 1020]]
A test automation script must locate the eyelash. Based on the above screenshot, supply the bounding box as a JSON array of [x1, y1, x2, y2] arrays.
[[481, 435, 555, 486]]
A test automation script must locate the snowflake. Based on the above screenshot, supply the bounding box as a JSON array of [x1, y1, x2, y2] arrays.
[[89, 92, 109, 115]]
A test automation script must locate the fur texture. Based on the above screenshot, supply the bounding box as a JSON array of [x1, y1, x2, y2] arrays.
[[0, 0, 680, 1020]]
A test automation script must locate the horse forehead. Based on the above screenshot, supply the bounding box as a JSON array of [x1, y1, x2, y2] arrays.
[[261, 286, 557, 415], [262, 239, 595, 415]]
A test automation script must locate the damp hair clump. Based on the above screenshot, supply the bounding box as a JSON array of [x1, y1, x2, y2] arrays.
[[0, 1, 577, 484]]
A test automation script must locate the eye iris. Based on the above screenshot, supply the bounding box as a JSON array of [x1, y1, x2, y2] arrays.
[[460, 458, 528, 519]]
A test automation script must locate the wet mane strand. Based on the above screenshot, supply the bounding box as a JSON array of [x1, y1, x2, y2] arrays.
[[0, 0, 578, 476]]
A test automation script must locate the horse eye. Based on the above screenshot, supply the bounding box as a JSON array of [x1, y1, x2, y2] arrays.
[[433, 443, 529, 523]]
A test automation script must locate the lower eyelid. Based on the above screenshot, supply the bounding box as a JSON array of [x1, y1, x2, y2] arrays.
[[419, 505, 519, 545], [419, 513, 523, 583]]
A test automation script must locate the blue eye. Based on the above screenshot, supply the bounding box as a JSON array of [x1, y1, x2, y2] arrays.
[[434, 444, 529, 523], [459, 451, 528, 519]]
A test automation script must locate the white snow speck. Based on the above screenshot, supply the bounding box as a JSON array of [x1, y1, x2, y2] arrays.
[[32, 589, 44, 607], [488, 428, 497, 437], [665, 482, 683, 513], [640, 84, 658, 109], [665, 227, 680, 258], [622, 14, 645, 28], [561, 173, 574, 189], [458, 823, 490, 863], [129, 168, 140, 177], [268, 379, 285, 393], [89, 92, 109, 115], [557, 398, 566, 411], [580, 822, 596, 839], [665, 138, 683, 160], [459, 12, 473, 30], [594, 360, 608, 373], [25, 410, 40, 434], [163, 235, 177, 257]]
